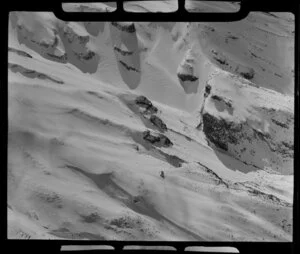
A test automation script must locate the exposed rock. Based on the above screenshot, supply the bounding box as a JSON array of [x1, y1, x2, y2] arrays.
[[204, 83, 211, 98], [45, 52, 68, 62], [111, 22, 136, 33], [177, 73, 199, 82], [119, 60, 140, 73], [240, 69, 255, 80], [201, 110, 293, 174], [114, 46, 134, 56], [202, 113, 241, 151], [74, 50, 96, 61], [149, 115, 167, 132], [135, 96, 158, 114], [211, 95, 233, 109], [142, 130, 173, 148], [62, 26, 90, 45]]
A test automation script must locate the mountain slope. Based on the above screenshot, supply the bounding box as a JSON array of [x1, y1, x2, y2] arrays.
[[8, 9, 294, 241]]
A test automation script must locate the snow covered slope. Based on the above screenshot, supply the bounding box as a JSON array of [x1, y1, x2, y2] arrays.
[[8, 8, 294, 241]]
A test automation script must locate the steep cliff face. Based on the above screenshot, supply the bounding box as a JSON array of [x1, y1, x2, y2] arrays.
[[199, 72, 294, 175]]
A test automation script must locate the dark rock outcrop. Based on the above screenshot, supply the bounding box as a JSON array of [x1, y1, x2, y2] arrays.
[[177, 73, 199, 82], [201, 109, 293, 174], [111, 22, 136, 33], [142, 130, 173, 148], [204, 83, 211, 98], [202, 113, 241, 151], [135, 96, 158, 114], [149, 115, 167, 132]]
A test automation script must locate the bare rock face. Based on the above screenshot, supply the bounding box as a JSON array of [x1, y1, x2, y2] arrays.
[[135, 96, 158, 114], [149, 115, 167, 132], [202, 110, 293, 174], [142, 130, 173, 148], [202, 113, 241, 152]]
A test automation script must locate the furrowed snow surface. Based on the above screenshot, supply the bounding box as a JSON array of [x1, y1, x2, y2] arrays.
[[8, 4, 293, 241]]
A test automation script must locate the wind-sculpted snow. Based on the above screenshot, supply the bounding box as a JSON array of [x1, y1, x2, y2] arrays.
[[10, 12, 100, 73], [8, 9, 293, 241], [194, 12, 294, 95]]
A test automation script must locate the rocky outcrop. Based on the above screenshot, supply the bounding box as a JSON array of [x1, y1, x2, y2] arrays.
[[142, 130, 173, 148], [149, 115, 167, 133], [201, 105, 293, 175], [135, 96, 158, 114], [204, 83, 212, 98], [199, 72, 294, 175], [111, 22, 136, 33], [202, 113, 242, 152], [203, 111, 293, 174]]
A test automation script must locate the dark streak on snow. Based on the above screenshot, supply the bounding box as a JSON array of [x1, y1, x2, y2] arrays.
[[8, 63, 64, 84], [8, 47, 33, 58], [119, 60, 140, 73], [197, 162, 229, 188]]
